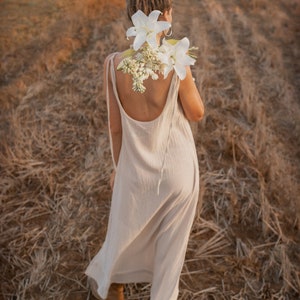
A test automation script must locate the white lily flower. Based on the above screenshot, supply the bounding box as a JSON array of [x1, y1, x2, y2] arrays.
[[126, 10, 171, 51], [159, 37, 196, 80]]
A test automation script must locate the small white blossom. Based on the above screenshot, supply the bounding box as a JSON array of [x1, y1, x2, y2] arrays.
[[118, 44, 164, 93]]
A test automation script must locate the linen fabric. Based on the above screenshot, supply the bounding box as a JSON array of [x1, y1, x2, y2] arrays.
[[85, 53, 200, 300]]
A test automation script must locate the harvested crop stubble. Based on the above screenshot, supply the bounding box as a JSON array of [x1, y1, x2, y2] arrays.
[[0, 0, 299, 299]]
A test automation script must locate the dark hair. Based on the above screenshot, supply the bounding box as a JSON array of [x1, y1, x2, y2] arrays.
[[126, 0, 172, 20]]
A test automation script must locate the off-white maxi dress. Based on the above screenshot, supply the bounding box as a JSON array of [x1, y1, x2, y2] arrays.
[[85, 53, 200, 300]]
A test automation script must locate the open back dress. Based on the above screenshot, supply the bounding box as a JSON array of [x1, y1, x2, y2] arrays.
[[85, 53, 200, 300]]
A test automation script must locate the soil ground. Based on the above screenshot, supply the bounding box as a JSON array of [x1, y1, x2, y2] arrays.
[[0, 0, 299, 299]]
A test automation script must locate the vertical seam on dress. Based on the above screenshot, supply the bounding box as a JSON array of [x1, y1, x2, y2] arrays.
[[157, 75, 179, 195]]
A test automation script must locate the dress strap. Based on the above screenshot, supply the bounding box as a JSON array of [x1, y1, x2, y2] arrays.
[[108, 53, 120, 105], [105, 53, 119, 170]]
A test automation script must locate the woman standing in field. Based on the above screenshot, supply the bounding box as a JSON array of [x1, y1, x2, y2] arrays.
[[85, 0, 204, 299]]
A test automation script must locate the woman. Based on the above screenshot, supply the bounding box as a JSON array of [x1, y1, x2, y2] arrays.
[[85, 0, 204, 299]]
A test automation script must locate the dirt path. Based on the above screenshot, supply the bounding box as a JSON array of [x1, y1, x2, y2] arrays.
[[0, 0, 299, 299]]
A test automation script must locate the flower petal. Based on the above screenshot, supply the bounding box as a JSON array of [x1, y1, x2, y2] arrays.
[[157, 51, 169, 64], [154, 21, 171, 33], [131, 10, 147, 27], [146, 32, 158, 49], [126, 27, 136, 37], [148, 10, 161, 23], [174, 63, 187, 80], [163, 64, 173, 79], [133, 31, 147, 50], [175, 37, 190, 53], [182, 55, 196, 66]]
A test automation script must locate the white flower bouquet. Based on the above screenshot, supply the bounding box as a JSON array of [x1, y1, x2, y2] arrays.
[[117, 10, 197, 93]]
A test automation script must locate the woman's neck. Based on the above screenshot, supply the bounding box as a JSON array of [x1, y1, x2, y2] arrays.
[[156, 33, 164, 46]]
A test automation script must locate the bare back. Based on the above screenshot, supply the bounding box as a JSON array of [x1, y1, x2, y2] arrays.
[[113, 52, 174, 122]]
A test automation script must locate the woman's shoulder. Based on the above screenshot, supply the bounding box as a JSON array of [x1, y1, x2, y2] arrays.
[[104, 49, 130, 70]]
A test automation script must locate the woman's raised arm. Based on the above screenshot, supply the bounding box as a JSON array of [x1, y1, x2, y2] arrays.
[[178, 66, 204, 122]]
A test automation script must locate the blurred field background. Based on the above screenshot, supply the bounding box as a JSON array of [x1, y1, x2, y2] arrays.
[[0, 0, 299, 299]]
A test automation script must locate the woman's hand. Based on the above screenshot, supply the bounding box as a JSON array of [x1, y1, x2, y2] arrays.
[[110, 170, 116, 189]]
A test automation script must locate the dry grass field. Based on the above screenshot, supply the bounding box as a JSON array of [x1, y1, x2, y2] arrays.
[[0, 0, 299, 299]]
